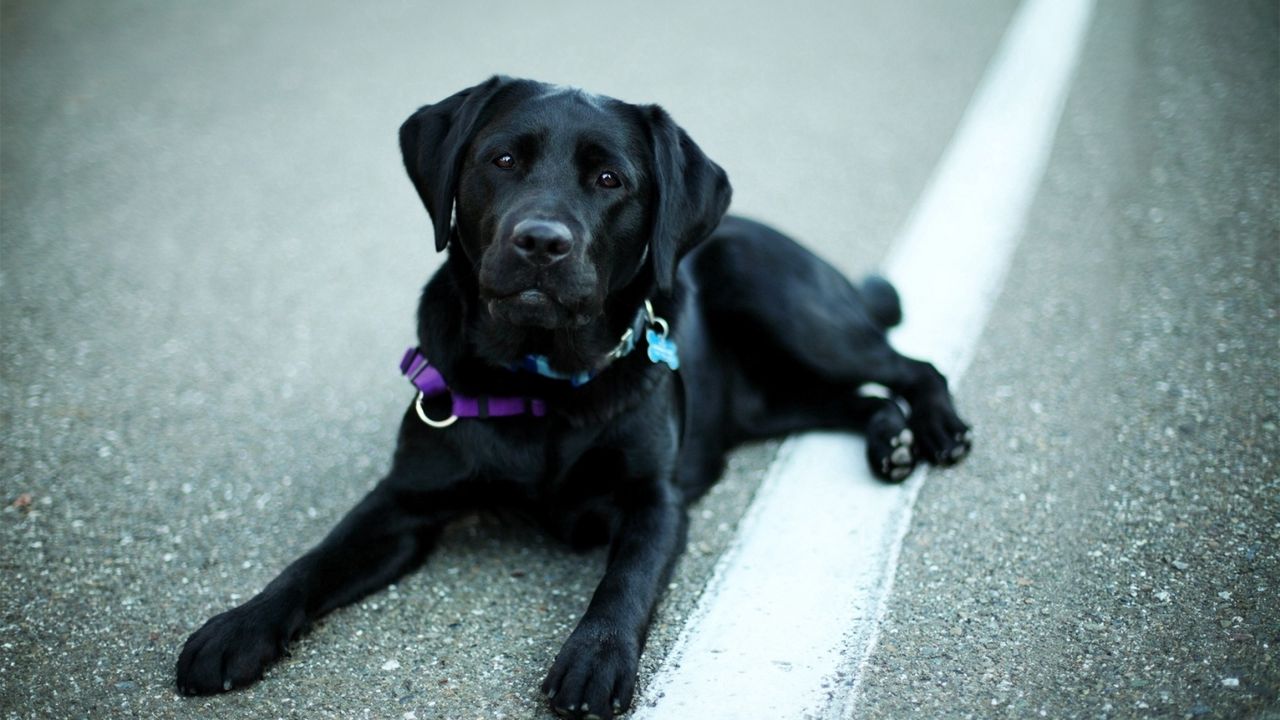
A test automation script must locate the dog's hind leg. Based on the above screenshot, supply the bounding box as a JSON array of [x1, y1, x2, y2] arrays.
[[762, 303, 970, 467], [728, 379, 917, 481], [696, 219, 971, 468]]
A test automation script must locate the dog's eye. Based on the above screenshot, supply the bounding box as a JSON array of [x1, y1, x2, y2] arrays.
[[596, 171, 622, 189], [493, 153, 515, 170]]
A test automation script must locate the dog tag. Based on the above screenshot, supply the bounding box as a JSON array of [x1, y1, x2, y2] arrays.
[[646, 329, 680, 371]]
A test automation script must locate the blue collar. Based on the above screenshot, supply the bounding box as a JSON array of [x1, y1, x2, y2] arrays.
[[512, 300, 679, 387]]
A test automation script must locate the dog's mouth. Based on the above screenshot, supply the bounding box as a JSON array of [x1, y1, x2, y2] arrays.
[[485, 288, 592, 329]]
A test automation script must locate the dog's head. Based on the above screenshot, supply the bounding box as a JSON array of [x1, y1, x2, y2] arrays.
[[399, 77, 731, 334]]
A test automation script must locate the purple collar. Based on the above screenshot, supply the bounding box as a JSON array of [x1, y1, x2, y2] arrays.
[[400, 348, 546, 427], [401, 300, 678, 428]]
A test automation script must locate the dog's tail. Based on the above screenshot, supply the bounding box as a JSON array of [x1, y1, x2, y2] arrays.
[[861, 274, 902, 330]]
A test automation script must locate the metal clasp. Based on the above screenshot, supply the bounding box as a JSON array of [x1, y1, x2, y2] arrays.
[[644, 299, 669, 338]]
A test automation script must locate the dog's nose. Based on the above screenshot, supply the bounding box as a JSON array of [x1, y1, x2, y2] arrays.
[[511, 219, 573, 264]]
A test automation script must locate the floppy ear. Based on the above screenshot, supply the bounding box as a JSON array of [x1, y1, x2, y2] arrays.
[[399, 76, 510, 252], [646, 106, 733, 292]]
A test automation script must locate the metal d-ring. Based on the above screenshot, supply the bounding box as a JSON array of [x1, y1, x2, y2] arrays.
[[414, 391, 458, 428]]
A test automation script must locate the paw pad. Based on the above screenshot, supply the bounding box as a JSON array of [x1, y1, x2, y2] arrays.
[[945, 429, 973, 462], [872, 427, 916, 482]]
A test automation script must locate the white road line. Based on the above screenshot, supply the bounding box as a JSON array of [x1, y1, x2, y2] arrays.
[[635, 1, 1095, 718]]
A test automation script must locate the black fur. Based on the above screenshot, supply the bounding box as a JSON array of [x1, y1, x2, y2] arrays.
[[175, 77, 971, 719]]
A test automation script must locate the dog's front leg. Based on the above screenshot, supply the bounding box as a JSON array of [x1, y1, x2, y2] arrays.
[[542, 480, 687, 720], [176, 410, 471, 695]]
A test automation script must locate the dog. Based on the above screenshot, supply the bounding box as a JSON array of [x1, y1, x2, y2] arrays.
[[175, 76, 971, 719]]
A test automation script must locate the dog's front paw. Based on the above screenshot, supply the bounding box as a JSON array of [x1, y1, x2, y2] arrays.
[[542, 623, 639, 719], [175, 596, 303, 695], [910, 396, 972, 466]]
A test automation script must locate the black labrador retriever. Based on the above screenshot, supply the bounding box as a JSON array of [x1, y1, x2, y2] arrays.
[[175, 76, 971, 718]]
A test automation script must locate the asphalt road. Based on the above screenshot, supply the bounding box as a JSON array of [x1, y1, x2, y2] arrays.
[[1, 1, 1276, 719]]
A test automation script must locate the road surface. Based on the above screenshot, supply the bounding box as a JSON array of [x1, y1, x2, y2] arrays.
[[2, 1, 1275, 718]]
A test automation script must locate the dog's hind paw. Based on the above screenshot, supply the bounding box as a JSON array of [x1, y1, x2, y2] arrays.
[[947, 428, 973, 462], [869, 426, 917, 483], [912, 399, 972, 467]]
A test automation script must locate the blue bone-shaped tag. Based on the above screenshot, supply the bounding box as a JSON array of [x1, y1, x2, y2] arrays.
[[646, 328, 680, 371]]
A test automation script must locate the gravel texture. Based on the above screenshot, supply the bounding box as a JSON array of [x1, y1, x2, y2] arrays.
[[857, 2, 1279, 718]]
